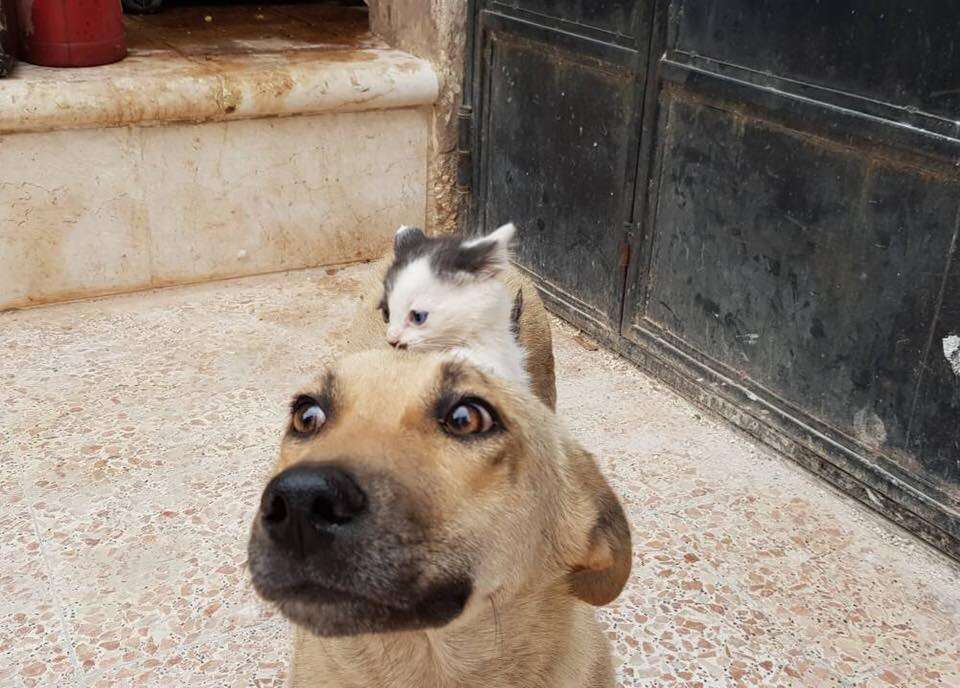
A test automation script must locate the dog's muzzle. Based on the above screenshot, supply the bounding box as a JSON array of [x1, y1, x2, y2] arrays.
[[248, 461, 473, 636]]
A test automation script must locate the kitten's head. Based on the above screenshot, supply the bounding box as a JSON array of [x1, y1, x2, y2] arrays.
[[380, 223, 516, 350]]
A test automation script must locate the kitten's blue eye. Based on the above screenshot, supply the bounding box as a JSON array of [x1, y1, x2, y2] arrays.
[[410, 310, 429, 326]]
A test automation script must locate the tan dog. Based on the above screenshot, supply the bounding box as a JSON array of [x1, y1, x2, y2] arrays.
[[248, 351, 631, 687], [342, 254, 558, 410]]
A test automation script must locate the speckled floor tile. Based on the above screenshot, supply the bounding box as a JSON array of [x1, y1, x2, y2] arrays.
[[79, 619, 290, 688], [0, 470, 80, 687], [2, 263, 960, 687]]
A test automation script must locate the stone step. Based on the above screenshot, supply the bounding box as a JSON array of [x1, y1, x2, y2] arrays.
[[0, 5, 437, 310]]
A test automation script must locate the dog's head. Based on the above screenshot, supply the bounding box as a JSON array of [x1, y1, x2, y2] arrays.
[[247, 350, 630, 637]]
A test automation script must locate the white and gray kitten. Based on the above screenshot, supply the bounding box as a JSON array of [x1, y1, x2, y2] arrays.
[[378, 222, 529, 388]]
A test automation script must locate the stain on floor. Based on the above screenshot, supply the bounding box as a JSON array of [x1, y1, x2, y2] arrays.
[[1, 264, 958, 687]]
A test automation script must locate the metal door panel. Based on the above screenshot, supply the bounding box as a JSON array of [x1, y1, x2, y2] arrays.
[[481, 28, 638, 323], [638, 93, 960, 499], [491, 0, 641, 38], [473, 7, 651, 326], [675, 1, 960, 122], [907, 256, 960, 487], [620, 1, 960, 555]]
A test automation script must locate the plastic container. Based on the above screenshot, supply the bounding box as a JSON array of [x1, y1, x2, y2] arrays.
[[17, 0, 126, 67]]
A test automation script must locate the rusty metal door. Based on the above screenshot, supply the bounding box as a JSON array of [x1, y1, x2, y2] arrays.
[[464, 1, 960, 559], [461, 0, 656, 329]]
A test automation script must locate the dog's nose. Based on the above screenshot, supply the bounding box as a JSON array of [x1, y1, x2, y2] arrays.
[[259, 464, 367, 556]]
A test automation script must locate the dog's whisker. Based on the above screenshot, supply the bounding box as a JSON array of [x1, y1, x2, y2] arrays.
[[489, 596, 503, 657]]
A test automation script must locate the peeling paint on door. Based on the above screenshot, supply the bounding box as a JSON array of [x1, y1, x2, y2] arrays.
[[943, 334, 960, 377], [853, 408, 888, 449]]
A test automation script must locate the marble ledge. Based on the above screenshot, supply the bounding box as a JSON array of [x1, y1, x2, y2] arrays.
[[0, 48, 439, 136]]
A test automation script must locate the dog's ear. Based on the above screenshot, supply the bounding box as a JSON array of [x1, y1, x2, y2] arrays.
[[561, 442, 632, 606]]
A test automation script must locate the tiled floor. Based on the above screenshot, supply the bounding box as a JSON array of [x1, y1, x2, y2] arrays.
[[2, 264, 959, 687]]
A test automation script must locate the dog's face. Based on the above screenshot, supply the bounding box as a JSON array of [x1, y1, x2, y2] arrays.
[[247, 350, 630, 637]]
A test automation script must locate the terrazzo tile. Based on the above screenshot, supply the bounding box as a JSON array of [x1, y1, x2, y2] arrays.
[[2, 263, 960, 687], [2, 268, 357, 686], [15, 457, 300, 658], [80, 618, 289, 688], [0, 590, 78, 688], [0, 472, 80, 687]]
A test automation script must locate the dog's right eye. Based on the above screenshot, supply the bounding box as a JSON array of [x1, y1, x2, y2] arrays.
[[291, 398, 327, 435], [442, 399, 497, 438]]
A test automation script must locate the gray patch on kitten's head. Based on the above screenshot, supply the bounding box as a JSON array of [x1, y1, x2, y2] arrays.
[[379, 227, 431, 318], [393, 226, 429, 258], [381, 224, 516, 317], [385, 227, 430, 289], [429, 235, 505, 280]]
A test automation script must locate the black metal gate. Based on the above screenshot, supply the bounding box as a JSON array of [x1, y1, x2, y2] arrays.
[[463, 0, 960, 559]]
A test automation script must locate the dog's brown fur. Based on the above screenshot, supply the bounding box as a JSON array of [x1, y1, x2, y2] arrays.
[[248, 352, 631, 687], [342, 255, 558, 410]]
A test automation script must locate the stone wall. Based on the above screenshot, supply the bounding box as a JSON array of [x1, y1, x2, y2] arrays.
[[367, 0, 467, 235]]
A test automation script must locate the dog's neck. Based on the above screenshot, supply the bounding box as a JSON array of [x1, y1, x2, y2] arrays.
[[292, 582, 603, 688]]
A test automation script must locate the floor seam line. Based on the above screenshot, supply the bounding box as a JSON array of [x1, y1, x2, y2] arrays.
[[23, 477, 86, 688]]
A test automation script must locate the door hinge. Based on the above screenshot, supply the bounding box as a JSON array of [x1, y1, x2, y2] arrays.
[[456, 105, 473, 191]]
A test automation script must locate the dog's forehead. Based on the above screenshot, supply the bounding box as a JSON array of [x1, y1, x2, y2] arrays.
[[299, 351, 487, 411], [338, 350, 442, 395]]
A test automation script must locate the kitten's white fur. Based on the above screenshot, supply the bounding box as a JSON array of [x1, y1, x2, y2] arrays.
[[386, 223, 530, 388]]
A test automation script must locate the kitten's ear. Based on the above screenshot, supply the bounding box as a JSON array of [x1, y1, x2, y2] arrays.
[[394, 225, 428, 259], [455, 222, 516, 280]]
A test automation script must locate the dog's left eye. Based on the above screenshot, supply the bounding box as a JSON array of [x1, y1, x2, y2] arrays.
[[291, 399, 327, 434], [443, 400, 496, 437]]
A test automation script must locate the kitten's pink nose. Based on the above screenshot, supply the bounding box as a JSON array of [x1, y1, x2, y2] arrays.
[[387, 336, 405, 349]]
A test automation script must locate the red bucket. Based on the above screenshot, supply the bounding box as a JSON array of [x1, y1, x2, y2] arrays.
[[16, 0, 126, 67]]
